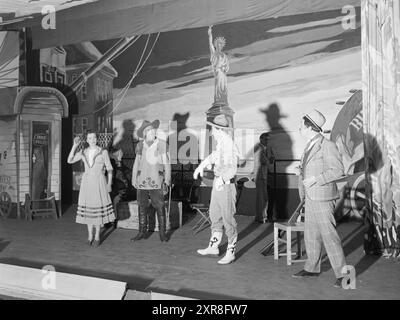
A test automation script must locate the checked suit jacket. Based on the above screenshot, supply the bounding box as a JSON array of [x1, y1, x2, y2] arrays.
[[298, 134, 344, 202]]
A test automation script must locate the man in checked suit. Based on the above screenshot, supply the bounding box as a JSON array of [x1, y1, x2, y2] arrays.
[[292, 109, 347, 288]]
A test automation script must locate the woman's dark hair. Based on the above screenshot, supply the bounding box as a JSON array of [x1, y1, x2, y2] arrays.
[[302, 117, 321, 133], [82, 129, 98, 149], [84, 129, 98, 140]]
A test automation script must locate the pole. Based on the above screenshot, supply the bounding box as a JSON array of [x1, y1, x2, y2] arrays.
[[69, 36, 135, 93], [16, 114, 20, 218]]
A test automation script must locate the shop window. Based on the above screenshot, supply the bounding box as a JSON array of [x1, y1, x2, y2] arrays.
[[42, 66, 53, 83], [73, 117, 82, 134], [56, 72, 65, 85], [82, 118, 88, 133], [81, 82, 87, 101], [103, 117, 107, 133], [71, 74, 78, 85], [96, 78, 101, 97], [101, 79, 106, 100], [109, 116, 113, 131], [107, 117, 111, 131]]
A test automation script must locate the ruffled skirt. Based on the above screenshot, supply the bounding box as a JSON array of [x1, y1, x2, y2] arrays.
[[76, 173, 115, 226]]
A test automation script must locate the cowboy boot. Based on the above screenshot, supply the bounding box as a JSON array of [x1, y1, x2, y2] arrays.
[[197, 232, 222, 256], [157, 208, 168, 242], [131, 206, 147, 242], [218, 236, 237, 265]]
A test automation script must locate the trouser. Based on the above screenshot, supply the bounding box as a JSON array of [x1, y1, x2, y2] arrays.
[[137, 189, 165, 231], [209, 180, 237, 244], [304, 199, 346, 278], [255, 178, 269, 221]]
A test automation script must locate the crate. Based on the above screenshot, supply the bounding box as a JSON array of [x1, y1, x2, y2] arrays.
[[116, 200, 182, 231]]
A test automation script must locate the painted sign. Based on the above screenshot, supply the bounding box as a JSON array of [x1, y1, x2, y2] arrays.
[[0, 175, 11, 192], [0, 118, 17, 204], [33, 133, 49, 146], [331, 90, 364, 176]]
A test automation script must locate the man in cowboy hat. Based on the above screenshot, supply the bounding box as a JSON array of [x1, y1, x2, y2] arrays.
[[193, 114, 240, 265], [131, 119, 171, 242], [292, 109, 347, 288]]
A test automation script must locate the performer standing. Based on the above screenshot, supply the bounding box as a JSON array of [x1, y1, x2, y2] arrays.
[[208, 25, 229, 105], [131, 120, 171, 242], [292, 110, 347, 288], [67, 131, 115, 246], [194, 114, 240, 265], [254, 132, 276, 223]]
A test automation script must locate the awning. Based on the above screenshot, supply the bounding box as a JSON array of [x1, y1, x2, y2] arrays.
[[0, 0, 360, 49]]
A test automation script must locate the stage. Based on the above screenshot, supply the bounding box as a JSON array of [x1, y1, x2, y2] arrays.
[[0, 206, 399, 300]]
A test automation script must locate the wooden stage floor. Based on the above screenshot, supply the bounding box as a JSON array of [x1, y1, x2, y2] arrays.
[[0, 206, 399, 300]]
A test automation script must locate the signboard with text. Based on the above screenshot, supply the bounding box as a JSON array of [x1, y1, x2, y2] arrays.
[[0, 117, 17, 202]]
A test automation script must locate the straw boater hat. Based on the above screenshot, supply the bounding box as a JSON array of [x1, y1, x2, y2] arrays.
[[304, 109, 326, 132], [137, 119, 160, 138], [207, 114, 233, 130]]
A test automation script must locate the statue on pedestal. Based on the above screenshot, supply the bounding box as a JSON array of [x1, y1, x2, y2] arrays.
[[203, 26, 234, 185], [208, 25, 229, 106]]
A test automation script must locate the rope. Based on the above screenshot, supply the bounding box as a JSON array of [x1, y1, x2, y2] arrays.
[[110, 35, 141, 62], [82, 37, 151, 117], [106, 32, 160, 117], [113, 34, 152, 100], [72, 36, 141, 116], [76, 33, 160, 118], [105, 35, 152, 115]]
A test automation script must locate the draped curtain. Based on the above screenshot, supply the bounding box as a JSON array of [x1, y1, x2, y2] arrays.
[[362, 0, 400, 255]]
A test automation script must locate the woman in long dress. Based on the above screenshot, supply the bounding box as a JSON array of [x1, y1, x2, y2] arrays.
[[67, 131, 115, 246], [208, 25, 229, 104]]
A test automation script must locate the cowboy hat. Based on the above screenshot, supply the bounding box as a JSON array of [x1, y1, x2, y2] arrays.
[[137, 119, 160, 138], [260, 103, 288, 119]]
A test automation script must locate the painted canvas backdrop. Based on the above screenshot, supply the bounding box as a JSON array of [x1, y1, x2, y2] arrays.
[[362, 0, 400, 253], [0, 31, 20, 115], [106, 7, 362, 175]]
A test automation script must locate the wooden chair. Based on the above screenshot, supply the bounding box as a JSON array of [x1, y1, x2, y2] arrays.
[[25, 193, 58, 220], [274, 200, 306, 265]]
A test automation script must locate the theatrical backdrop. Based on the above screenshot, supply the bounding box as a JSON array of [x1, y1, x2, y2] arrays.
[[0, 0, 398, 254], [99, 6, 365, 221], [362, 0, 400, 255]]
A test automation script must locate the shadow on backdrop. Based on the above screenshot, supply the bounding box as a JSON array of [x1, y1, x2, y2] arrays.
[[109, 120, 137, 228], [260, 103, 296, 220]]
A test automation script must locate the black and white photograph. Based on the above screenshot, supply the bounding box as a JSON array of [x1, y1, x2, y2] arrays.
[[0, 0, 399, 305]]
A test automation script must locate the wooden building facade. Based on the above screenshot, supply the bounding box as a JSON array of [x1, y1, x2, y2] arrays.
[[0, 86, 68, 218]]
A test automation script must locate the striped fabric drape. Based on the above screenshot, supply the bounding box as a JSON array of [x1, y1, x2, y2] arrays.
[[362, 0, 400, 255]]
